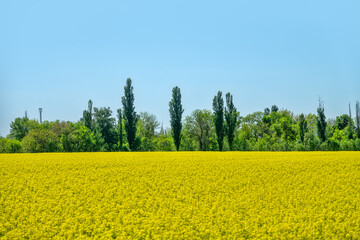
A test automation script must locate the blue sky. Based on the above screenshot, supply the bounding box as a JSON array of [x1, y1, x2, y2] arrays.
[[1, 0, 359, 136]]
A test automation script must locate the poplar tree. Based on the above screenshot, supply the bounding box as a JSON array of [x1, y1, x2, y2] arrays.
[[122, 78, 138, 151], [225, 92, 238, 150], [169, 86, 184, 151], [83, 100, 93, 131], [348, 103, 354, 140], [213, 91, 224, 151], [299, 113, 307, 144], [117, 108, 123, 148], [356, 100, 360, 138], [317, 100, 327, 143]]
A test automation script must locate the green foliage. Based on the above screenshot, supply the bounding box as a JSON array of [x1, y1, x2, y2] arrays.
[[3, 90, 360, 153], [334, 114, 350, 131], [279, 112, 297, 141], [225, 92, 239, 151], [83, 100, 93, 131], [22, 129, 60, 153], [137, 112, 160, 151], [60, 124, 103, 152], [304, 131, 320, 151], [317, 101, 327, 143], [298, 113, 307, 143], [340, 139, 356, 151], [122, 78, 138, 151], [264, 108, 270, 115], [240, 111, 264, 141], [0, 138, 22, 153], [169, 86, 184, 151], [356, 101, 360, 138], [213, 91, 225, 151], [348, 103, 354, 140], [9, 117, 39, 141], [323, 139, 341, 151], [93, 107, 117, 151], [234, 133, 251, 151], [157, 133, 175, 151], [184, 109, 213, 151], [117, 108, 124, 149], [180, 126, 198, 151], [271, 105, 279, 113]]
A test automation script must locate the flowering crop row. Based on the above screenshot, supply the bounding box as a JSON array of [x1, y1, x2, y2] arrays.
[[0, 152, 359, 239]]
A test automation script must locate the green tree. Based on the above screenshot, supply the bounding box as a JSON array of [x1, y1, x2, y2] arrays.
[[184, 109, 213, 151], [271, 105, 279, 113], [22, 129, 60, 153], [157, 130, 175, 151], [138, 112, 159, 151], [348, 103, 354, 140], [279, 113, 297, 142], [317, 100, 327, 143], [356, 100, 360, 138], [213, 91, 225, 151], [0, 138, 22, 153], [299, 113, 307, 143], [122, 78, 138, 151], [93, 107, 117, 151], [334, 114, 350, 131], [83, 100, 93, 131], [50, 120, 73, 138], [9, 117, 39, 141], [60, 123, 103, 152], [169, 86, 184, 151], [240, 111, 265, 141], [117, 108, 124, 149], [225, 92, 239, 150], [304, 131, 320, 151]]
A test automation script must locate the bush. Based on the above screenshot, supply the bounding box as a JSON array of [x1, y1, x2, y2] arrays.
[[60, 125, 103, 152], [325, 139, 341, 151], [234, 134, 251, 151], [304, 132, 320, 151], [157, 135, 175, 151], [22, 129, 60, 153], [340, 140, 355, 151], [0, 138, 22, 153]]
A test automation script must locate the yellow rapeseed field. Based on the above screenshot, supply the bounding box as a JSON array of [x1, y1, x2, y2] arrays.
[[0, 152, 359, 239]]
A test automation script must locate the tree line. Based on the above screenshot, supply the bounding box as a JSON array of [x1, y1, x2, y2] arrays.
[[1, 78, 360, 153]]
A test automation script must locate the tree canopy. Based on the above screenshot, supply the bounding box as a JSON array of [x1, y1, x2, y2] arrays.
[[2, 79, 360, 153]]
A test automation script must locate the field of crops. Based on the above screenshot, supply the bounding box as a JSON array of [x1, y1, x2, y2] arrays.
[[0, 152, 359, 239]]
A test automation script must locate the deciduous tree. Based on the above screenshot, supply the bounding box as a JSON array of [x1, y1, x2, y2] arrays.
[[138, 112, 159, 151], [271, 105, 279, 113], [9, 117, 39, 141], [184, 109, 213, 151], [93, 107, 117, 151]]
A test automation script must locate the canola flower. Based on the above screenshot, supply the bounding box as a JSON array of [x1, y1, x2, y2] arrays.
[[0, 152, 359, 239]]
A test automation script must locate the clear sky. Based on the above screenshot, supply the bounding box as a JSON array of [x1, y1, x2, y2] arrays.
[[1, 0, 359, 136]]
